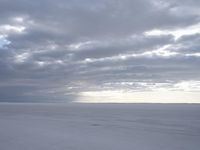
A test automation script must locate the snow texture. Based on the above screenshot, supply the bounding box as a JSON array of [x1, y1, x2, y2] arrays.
[[0, 103, 200, 150]]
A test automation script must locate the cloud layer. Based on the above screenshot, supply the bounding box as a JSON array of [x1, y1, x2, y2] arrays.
[[0, 0, 200, 102]]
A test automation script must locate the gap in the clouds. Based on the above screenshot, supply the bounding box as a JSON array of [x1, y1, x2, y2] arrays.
[[0, 35, 10, 48]]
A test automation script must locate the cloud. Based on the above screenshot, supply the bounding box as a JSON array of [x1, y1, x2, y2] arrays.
[[0, 0, 200, 102]]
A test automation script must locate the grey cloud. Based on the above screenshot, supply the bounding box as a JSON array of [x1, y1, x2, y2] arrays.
[[72, 35, 174, 60], [0, 0, 200, 102], [175, 34, 200, 53]]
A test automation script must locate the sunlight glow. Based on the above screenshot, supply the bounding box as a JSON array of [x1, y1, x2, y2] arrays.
[[77, 90, 200, 103], [77, 80, 200, 103]]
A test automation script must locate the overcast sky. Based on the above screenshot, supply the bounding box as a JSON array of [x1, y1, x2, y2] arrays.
[[0, 0, 200, 103]]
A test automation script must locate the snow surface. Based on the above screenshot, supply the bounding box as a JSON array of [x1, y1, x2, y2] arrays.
[[0, 103, 200, 150]]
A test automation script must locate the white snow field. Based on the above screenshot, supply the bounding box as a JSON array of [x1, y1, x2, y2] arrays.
[[0, 103, 200, 150]]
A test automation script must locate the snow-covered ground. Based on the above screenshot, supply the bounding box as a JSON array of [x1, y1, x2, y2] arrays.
[[0, 103, 200, 150]]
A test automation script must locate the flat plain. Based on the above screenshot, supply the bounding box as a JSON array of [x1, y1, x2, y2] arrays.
[[0, 103, 200, 150]]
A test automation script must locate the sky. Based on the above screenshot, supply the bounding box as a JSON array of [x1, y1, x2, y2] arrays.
[[0, 0, 200, 103]]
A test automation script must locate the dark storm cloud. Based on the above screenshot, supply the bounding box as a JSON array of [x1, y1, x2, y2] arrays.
[[0, 0, 200, 102]]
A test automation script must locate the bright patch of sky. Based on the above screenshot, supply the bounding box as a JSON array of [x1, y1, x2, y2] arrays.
[[0, 35, 10, 48]]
